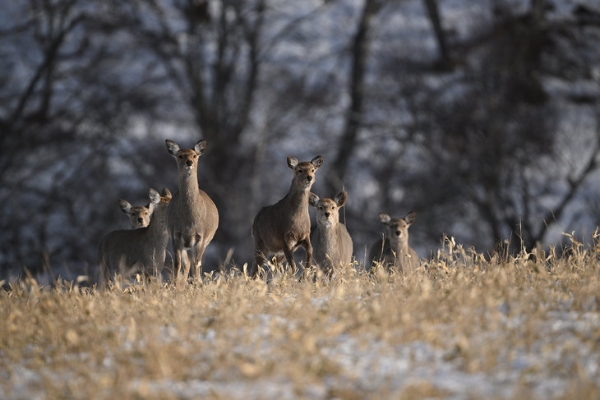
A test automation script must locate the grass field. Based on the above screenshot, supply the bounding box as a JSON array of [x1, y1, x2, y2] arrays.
[[1, 235, 600, 399]]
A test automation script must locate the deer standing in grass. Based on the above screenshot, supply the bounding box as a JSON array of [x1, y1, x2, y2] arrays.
[[251, 155, 324, 278], [166, 139, 219, 282], [309, 191, 353, 276], [99, 188, 172, 286], [120, 198, 153, 229], [368, 211, 419, 273]]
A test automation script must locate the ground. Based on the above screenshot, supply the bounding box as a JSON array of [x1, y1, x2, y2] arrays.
[[1, 236, 600, 399]]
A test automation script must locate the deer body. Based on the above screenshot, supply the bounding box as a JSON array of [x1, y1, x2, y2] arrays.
[[119, 198, 153, 229], [166, 139, 219, 281], [309, 191, 353, 275], [99, 188, 172, 285], [368, 211, 418, 272], [251, 155, 323, 278]]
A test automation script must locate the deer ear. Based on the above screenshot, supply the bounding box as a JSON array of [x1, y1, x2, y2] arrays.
[[161, 187, 172, 200], [405, 211, 417, 225], [119, 200, 132, 213], [148, 188, 161, 205], [165, 139, 180, 156], [308, 193, 320, 207], [311, 155, 324, 169], [379, 213, 391, 225], [335, 191, 347, 207], [287, 156, 299, 169], [195, 139, 207, 155]]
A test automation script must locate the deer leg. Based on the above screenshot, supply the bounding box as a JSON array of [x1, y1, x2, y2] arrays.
[[282, 244, 297, 273], [191, 242, 206, 280], [172, 232, 185, 282], [302, 239, 313, 270], [173, 246, 183, 282], [296, 239, 313, 281], [283, 233, 301, 273], [181, 250, 192, 282], [252, 250, 267, 278], [251, 236, 268, 278]]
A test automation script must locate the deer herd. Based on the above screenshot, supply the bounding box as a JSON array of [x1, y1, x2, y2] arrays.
[[98, 139, 420, 287]]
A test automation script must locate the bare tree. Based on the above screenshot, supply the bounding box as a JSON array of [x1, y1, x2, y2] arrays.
[[375, 0, 600, 252], [0, 0, 169, 277]]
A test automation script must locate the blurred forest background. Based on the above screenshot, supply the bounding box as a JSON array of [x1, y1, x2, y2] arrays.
[[1, 0, 600, 280]]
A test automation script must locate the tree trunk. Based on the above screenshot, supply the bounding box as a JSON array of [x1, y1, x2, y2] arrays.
[[423, 0, 451, 70], [327, 0, 382, 194]]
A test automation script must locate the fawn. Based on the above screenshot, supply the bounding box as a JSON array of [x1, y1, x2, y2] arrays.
[[368, 211, 418, 272], [309, 191, 353, 276], [99, 188, 172, 286]]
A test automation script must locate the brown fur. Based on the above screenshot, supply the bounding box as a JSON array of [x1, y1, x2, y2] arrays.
[[99, 188, 172, 287], [119, 198, 153, 229], [368, 211, 419, 273], [166, 139, 219, 282], [251, 155, 324, 278], [309, 191, 353, 276]]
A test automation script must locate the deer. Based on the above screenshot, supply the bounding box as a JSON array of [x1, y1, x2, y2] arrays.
[[119, 198, 153, 229], [98, 188, 172, 287], [308, 191, 353, 277], [368, 211, 419, 273], [251, 155, 324, 278], [165, 139, 219, 282]]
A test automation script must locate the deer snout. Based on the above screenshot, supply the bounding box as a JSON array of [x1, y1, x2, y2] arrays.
[[395, 230, 401, 236], [324, 212, 330, 218], [137, 217, 144, 224], [185, 159, 193, 167], [306, 175, 313, 182]]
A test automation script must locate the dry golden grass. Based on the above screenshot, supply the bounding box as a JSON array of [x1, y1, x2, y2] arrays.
[[1, 234, 600, 399]]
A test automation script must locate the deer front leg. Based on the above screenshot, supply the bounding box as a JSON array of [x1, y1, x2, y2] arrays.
[[173, 243, 183, 282], [298, 239, 313, 281], [282, 242, 297, 273], [252, 250, 267, 279], [191, 242, 206, 280], [303, 239, 313, 270]]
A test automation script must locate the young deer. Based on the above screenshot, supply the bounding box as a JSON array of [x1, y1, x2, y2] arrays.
[[251, 155, 324, 278], [309, 191, 353, 276], [99, 188, 172, 286], [119, 198, 153, 229], [368, 211, 419, 273], [166, 139, 219, 282]]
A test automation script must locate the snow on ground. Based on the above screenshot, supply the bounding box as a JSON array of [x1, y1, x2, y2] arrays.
[[2, 304, 599, 399]]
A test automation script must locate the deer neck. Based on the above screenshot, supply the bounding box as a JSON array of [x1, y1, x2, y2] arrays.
[[147, 204, 169, 236], [389, 236, 409, 255], [178, 171, 200, 201], [286, 184, 310, 212], [319, 223, 338, 246]]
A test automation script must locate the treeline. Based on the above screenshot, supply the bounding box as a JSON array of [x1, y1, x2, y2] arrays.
[[1, 0, 599, 277]]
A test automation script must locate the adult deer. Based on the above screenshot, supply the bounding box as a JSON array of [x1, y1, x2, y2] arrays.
[[99, 188, 172, 286], [308, 191, 353, 276], [165, 139, 219, 282], [251, 155, 324, 278], [368, 211, 419, 273]]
